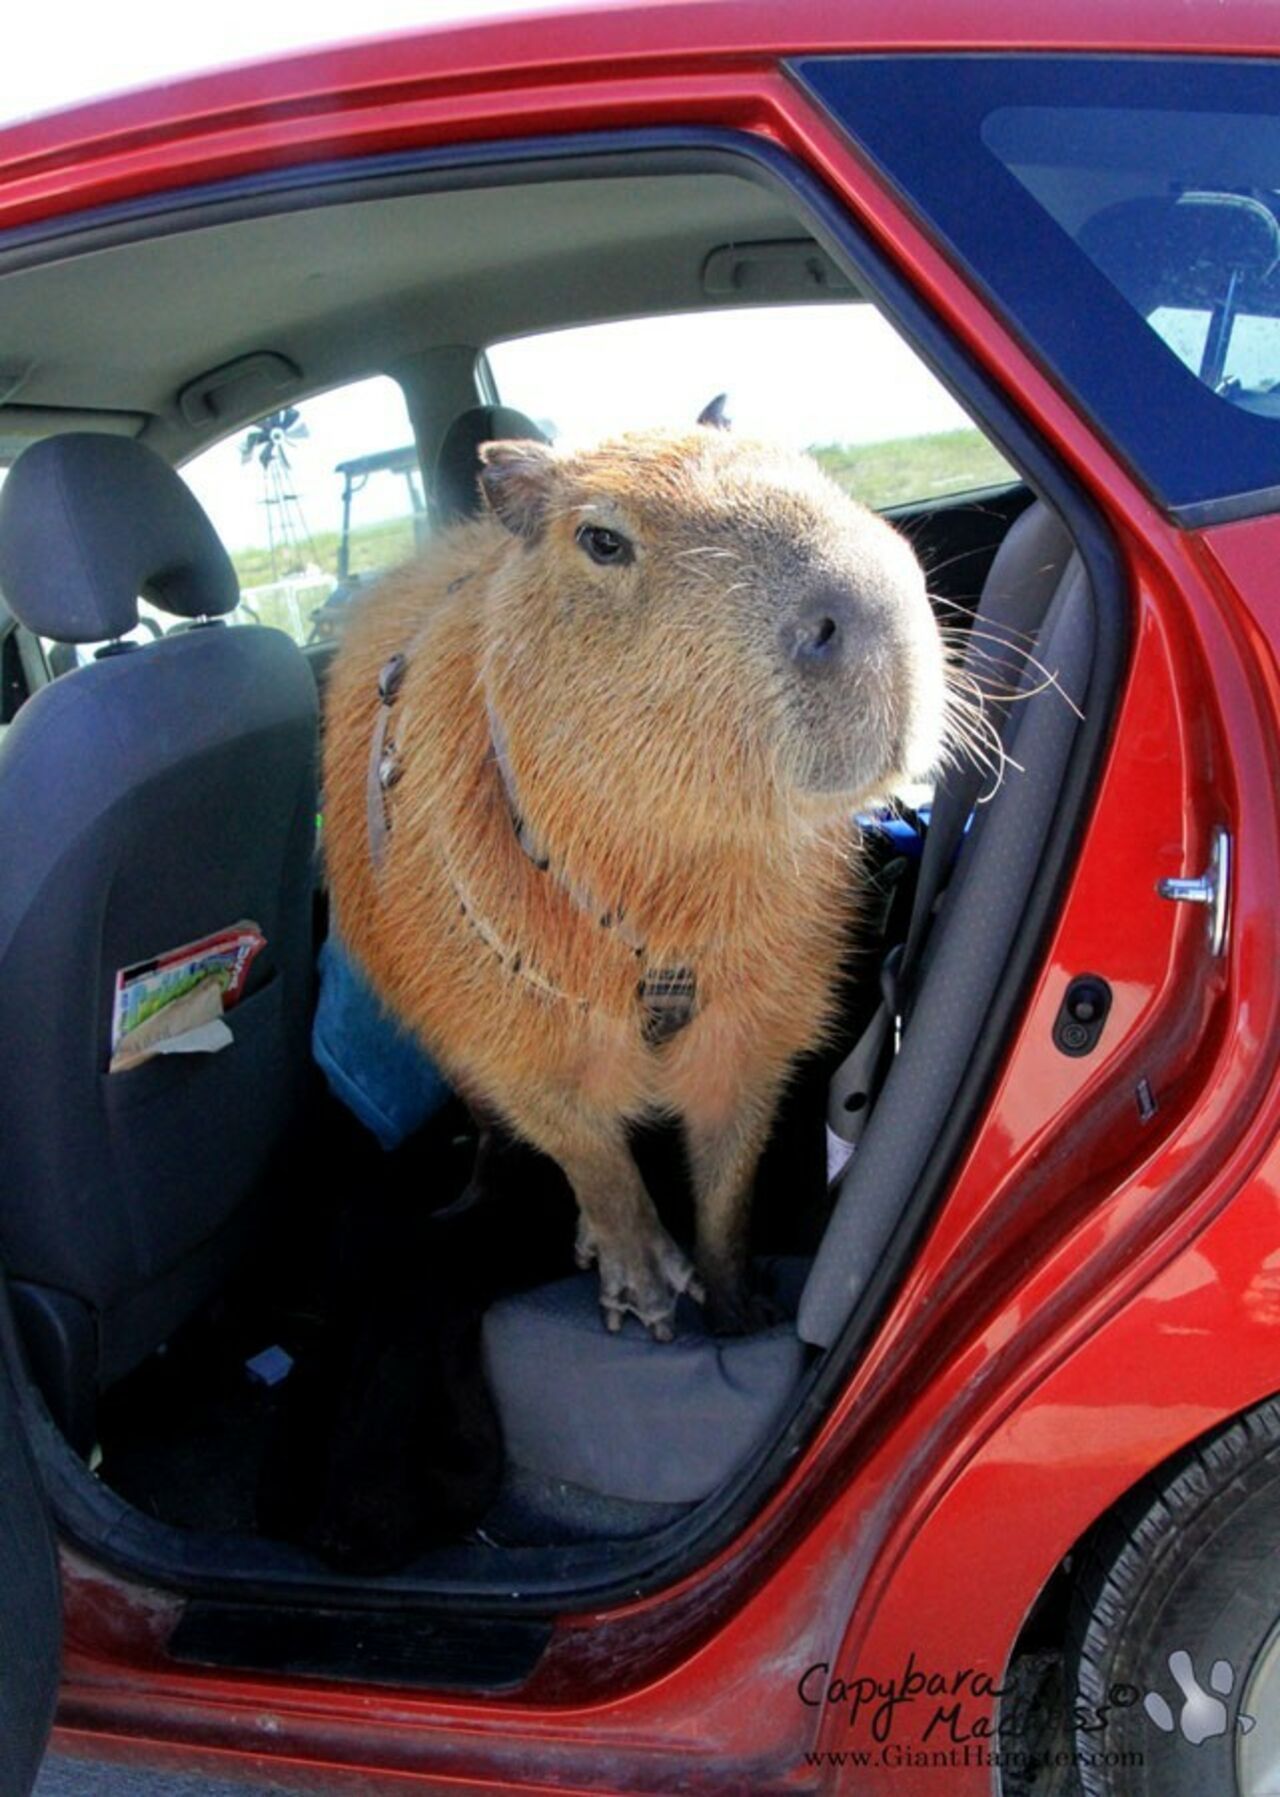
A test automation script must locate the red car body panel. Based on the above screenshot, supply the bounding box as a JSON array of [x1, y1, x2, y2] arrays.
[[5, 5, 1278, 1791]]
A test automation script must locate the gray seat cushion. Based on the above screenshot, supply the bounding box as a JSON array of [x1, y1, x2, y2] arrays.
[[483, 1259, 810, 1505]]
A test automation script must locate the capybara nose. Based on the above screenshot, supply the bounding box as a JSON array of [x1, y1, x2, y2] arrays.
[[781, 593, 852, 670]]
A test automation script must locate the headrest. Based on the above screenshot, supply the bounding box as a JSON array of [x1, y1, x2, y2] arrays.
[[434, 405, 549, 527], [0, 433, 238, 643]]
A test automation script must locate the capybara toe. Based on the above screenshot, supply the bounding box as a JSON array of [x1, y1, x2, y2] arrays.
[[593, 1218, 699, 1340]]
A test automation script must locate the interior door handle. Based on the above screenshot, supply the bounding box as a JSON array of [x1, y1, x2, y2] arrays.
[[1157, 826, 1231, 957]]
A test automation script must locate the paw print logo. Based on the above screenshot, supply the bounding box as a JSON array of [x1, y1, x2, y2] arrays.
[[1143, 1650, 1255, 1745]]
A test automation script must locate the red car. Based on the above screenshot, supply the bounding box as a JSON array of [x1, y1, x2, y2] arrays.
[[0, 5, 1277, 1795]]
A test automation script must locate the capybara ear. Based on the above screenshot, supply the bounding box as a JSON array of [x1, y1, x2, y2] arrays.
[[478, 439, 557, 540], [697, 393, 731, 431]]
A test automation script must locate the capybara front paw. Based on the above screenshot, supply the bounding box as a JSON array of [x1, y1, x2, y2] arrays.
[[578, 1215, 705, 1341]]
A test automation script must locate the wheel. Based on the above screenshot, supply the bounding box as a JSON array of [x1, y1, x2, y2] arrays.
[[1067, 1396, 1280, 1796]]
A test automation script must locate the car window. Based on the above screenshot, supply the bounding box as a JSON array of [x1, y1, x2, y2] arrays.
[[182, 373, 424, 645], [487, 305, 1015, 510], [795, 54, 1280, 519]]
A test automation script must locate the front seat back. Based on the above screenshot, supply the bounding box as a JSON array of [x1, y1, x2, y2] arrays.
[[0, 433, 318, 1421]]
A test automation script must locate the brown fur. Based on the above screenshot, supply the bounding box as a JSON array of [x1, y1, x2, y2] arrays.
[[323, 428, 943, 1335]]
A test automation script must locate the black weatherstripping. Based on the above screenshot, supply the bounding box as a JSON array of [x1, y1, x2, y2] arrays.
[[170, 1601, 551, 1689], [794, 54, 1280, 526], [1, 125, 1126, 1636]]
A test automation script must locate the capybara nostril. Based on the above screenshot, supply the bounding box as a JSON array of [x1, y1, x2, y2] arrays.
[[783, 596, 851, 669], [808, 615, 839, 654]]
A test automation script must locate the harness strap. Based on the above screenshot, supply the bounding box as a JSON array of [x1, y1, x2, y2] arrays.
[[365, 641, 696, 1042], [366, 651, 408, 876], [484, 694, 649, 957]]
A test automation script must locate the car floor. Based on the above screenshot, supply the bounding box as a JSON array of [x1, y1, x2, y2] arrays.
[[90, 1049, 835, 1572], [92, 1091, 506, 1550]]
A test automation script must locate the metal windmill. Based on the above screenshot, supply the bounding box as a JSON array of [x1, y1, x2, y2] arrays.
[[240, 407, 317, 580]]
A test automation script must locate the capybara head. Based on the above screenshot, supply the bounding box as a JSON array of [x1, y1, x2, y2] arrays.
[[475, 427, 944, 828]]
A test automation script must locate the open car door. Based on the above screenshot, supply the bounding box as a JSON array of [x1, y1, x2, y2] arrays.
[[0, 1358, 61, 1795]]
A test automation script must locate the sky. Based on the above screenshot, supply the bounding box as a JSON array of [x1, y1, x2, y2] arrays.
[[0, 2, 551, 128]]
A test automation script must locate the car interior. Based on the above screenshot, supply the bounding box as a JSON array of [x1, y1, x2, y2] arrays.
[[0, 142, 1120, 1663]]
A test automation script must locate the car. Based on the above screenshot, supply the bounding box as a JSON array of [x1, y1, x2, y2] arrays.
[[0, 5, 1277, 1795]]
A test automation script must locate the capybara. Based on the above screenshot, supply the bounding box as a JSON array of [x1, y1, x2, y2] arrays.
[[323, 425, 947, 1336]]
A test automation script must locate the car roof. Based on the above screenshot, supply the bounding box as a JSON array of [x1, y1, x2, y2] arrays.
[[0, 0, 1273, 185]]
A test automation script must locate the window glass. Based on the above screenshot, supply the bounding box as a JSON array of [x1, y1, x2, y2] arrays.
[[1147, 306, 1212, 378], [987, 107, 1280, 409], [794, 55, 1280, 516], [488, 305, 1015, 510], [182, 374, 424, 645]]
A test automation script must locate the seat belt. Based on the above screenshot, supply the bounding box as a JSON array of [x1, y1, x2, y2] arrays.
[[826, 504, 1074, 1181], [826, 762, 991, 1184]]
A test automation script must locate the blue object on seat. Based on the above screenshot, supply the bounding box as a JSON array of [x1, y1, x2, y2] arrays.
[[312, 937, 451, 1149]]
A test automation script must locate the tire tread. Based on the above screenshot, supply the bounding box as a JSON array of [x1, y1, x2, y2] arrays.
[[1066, 1397, 1280, 1797]]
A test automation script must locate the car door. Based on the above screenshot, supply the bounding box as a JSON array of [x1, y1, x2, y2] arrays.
[[2, 24, 1276, 1797], [0, 1352, 61, 1795]]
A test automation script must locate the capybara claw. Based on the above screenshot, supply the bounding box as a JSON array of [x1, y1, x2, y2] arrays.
[[590, 1217, 698, 1341]]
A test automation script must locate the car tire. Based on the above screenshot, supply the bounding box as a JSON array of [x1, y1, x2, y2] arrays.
[[1066, 1395, 1280, 1796]]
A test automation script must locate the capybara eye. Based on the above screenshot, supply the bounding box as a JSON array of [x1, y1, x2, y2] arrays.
[[575, 523, 634, 567]]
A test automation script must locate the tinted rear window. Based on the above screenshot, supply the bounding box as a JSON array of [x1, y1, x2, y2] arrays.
[[794, 55, 1280, 522]]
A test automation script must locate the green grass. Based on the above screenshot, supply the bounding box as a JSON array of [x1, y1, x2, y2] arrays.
[[228, 515, 419, 591], [811, 428, 1015, 510]]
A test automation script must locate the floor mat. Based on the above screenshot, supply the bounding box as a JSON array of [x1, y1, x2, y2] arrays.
[[95, 1092, 487, 1536]]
